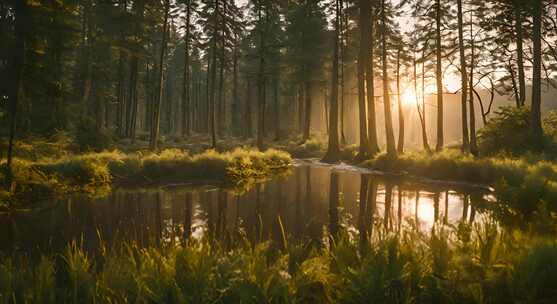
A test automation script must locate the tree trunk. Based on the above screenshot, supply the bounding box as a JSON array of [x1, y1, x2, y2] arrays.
[[356, 0, 371, 158], [366, 1, 379, 155], [208, 0, 219, 148], [5, 0, 26, 189], [531, 0, 543, 144], [339, 0, 346, 146], [457, 0, 469, 151], [435, 0, 444, 151], [323, 0, 341, 163], [245, 78, 253, 137], [232, 38, 239, 136], [273, 77, 280, 141], [514, 3, 526, 107], [181, 0, 192, 137], [469, 14, 478, 156], [381, 0, 396, 157], [302, 81, 312, 142], [396, 48, 404, 153], [420, 48, 431, 152], [256, 2, 266, 150], [149, 0, 170, 150]]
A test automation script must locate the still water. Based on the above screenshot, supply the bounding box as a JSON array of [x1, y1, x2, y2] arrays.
[[0, 161, 490, 255]]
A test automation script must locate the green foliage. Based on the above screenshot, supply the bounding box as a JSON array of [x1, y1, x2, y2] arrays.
[[364, 150, 557, 219], [0, 222, 555, 303], [5, 148, 292, 204], [477, 106, 557, 156]]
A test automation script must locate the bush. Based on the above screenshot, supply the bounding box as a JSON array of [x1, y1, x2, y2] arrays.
[[477, 106, 533, 156], [74, 118, 114, 152]]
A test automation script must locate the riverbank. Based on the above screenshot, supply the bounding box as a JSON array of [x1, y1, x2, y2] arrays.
[[361, 150, 557, 219], [1, 147, 292, 207]]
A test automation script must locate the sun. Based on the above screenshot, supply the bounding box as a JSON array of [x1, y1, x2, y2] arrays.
[[400, 88, 417, 106]]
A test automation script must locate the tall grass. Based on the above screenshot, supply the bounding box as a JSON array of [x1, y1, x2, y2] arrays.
[[364, 150, 557, 216], [3, 148, 292, 204], [0, 221, 555, 303]]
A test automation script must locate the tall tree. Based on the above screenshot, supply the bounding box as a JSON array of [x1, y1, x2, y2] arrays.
[[380, 0, 396, 156], [149, 0, 171, 150], [531, 0, 543, 144], [457, 0, 469, 152], [434, 0, 444, 151], [5, 0, 26, 188], [323, 0, 341, 163], [356, 0, 372, 159]]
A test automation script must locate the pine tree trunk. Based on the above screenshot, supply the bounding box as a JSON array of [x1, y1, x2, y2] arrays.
[[469, 14, 478, 156], [181, 0, 192, 137], [356, 0, 371, 158], [366, 1, 379, 154], [245, 79, 253, 137], [323, 0, 341, 163], [274, 77, 280, 141], [531, 0, 543, 144], [381, 0, 396, 157], [420, 48, 431, 152], [149, 0, 170, 150], [457, 0, 469, 151], [339, 0, 346, 146], [514, 4, 526, 107], [435, 0, 444, 151], [396, 48, 404, 153], [303, 81, 312, 142], [5, 0, 26, 188], [208, 0, 219, 148]]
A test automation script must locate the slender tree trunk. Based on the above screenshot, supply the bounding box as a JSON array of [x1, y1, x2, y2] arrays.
[[5, 0, 26, 188], [149, 0, 170, 150], [531, 0, 543, 144], [508, 59, 521, 107], [367, 2, 379, 154], [434, 0, 444, 151], [420, 48, 431, 152], [323, 0, 341, 163], [381, 0, 396, 157], [232, 38, 239, 136], [356, 0, 371, 158], [298, 84, 305, 135], [245, 78, 253, 137], [273, 76, 280, 141], [469, 13, 478, 156], [208, 0, 219, 148], [339, 0, 346, 146], [396, 48, 404, 153], [457, 0, 469, 151], [514, 3, 526, 107], [218, 54, 225, 137], [256, 2, 266, 150], [303, 81, 312, 142], [181, 0, 192, 137]]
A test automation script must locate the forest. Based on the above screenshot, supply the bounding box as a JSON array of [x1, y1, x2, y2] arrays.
[[1, 0, 557, 303]]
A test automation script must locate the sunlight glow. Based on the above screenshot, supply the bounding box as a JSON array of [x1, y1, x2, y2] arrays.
[[401, 88, 417, 106]]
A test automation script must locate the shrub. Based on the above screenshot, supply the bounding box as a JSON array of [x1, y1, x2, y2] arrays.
[[477, 106, 557, 156], [74, 118, 114, 152]]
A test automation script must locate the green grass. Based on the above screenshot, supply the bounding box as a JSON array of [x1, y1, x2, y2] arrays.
[[363, 150, 557, 219], [2, 148, 292, 204], [0, 221, 555, 303]]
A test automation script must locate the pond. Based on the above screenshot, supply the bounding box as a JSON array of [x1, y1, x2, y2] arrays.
[[0, 160, 492, 256]]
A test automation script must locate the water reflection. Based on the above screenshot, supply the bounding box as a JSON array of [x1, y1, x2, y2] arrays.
[[0, 164, 490, 255]]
